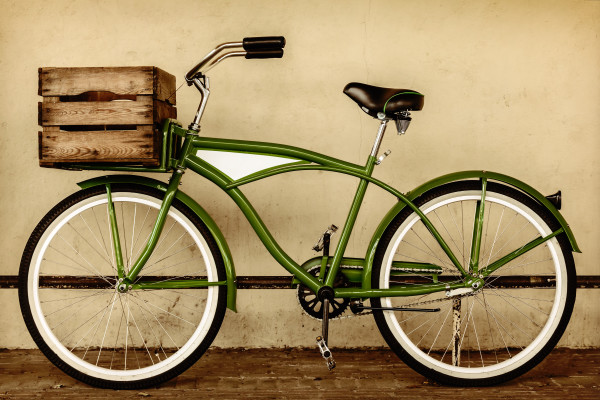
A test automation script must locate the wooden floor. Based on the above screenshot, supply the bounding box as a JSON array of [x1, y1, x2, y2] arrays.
[[0, 348, 598, 399]]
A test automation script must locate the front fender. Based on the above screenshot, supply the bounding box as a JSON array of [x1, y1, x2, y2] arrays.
[[362, 170, 581, 289], [77, 175, 237, 312]]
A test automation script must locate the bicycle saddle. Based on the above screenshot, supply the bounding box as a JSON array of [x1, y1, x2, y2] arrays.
[[343, 82, 424, 118]]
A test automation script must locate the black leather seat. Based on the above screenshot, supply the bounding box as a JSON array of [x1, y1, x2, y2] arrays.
[[343, 82, 424, 118]]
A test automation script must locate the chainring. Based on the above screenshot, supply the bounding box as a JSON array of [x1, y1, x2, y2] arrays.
[[296, 265, 350, 319]]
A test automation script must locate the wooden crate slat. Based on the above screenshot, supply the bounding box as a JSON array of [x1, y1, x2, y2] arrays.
[[39, 67, 176, 100], [40, 96, 154, 126], [39, 126, 158, 163]]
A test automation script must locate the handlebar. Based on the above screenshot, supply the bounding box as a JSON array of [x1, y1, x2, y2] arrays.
[[185, 36, 285, 82], [245, 49, 284, 59], [242, 36, 286, 51]]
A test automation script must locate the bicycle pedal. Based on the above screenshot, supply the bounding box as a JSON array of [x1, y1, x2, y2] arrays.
[[316, 336, 336, 370], [312, 224, 338, 252]]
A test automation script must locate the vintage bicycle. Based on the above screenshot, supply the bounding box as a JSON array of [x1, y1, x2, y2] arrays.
[[19, 37, 579, 389]]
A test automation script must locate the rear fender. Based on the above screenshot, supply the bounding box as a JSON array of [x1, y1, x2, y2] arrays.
[[362, 170, 580, 289]]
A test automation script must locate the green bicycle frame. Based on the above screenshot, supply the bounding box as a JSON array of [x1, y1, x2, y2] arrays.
[[79, 119, 579, 311]]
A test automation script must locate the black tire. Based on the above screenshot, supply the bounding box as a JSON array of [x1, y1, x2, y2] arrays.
[[371, 181, 576, 386], [19, 184, 227, 389]]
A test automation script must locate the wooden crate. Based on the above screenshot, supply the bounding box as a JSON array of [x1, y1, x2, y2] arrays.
[[38, 66, 177, 167]]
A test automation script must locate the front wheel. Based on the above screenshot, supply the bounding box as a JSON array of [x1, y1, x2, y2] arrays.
[[19, 184, 227, 389], [372, 181, 576, 386]]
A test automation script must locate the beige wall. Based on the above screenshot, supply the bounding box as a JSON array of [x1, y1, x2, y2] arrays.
[[0, 0, 598, 348]]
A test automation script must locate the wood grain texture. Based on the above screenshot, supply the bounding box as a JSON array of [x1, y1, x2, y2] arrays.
[[0, 349, 598, 399], [36, 66, 175, 167], [39, 126, 158, 164], [38, 67, 176, 100], [39, 96, 154, 126]]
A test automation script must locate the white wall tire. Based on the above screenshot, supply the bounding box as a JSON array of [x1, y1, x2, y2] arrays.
[[19, 184, 227, 389], [371, 181, 576, 386]]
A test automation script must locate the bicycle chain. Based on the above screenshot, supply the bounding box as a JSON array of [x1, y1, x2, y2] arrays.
[[298, 264, 475, 321], [335, 292, 476, 320]]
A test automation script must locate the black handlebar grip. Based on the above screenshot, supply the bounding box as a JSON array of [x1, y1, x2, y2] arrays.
[[245, 49, 284, 59], [243, 36, 286, 51]]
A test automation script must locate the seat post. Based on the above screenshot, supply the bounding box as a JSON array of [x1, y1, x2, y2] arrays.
[[370, 119, 389, 158]]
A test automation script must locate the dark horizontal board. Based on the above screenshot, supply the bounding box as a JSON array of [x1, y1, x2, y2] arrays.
[[2, 275, 599, 289]]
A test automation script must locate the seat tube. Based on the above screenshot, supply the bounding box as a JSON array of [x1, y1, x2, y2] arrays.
[[324, 177, 371, 288], [324, 121, 385, 288]]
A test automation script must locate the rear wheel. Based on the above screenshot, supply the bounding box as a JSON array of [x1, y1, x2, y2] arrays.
[[372, 181, 576, 385], [19, 184, 227, 389]]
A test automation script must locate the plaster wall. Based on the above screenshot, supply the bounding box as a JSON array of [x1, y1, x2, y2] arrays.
[[0, 0, 598, 348]]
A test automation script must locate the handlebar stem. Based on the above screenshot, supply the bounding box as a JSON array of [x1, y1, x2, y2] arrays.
[[188, 76, 210, 132]]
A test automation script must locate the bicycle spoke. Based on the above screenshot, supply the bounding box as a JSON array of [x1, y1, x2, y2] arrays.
[[82, 290, 118, 360], [129, 205, 152, 264], [134, 296, 169, 361], [140, 241, 196, 276], [79, 213, 113, 266], [124, 295, 154, 366], [136, 257, 199, 278], [91, 207, 113, 265], [477, 298, 527, 346], [129, 203, 137, 270], [140, 289, 201, 314], [96, 290, 118, 365], [479, 202, 493, 268], [66, 221, 114, 270], [40, 288, 108, 304], [405, 226, 455, 270], [49, 290, 112, 332], [148, 221, 178, 261], [120, 203, 130, 271], [48, 244, 113, 286], [473, 295, 512, 358], [43, 289, 109, 318], [485, 285, 551, 318], [109, 301, 125, 370], [133, 293, 196, 326], [433, 209, 465, 262], [128, 293, 180, 349], [481, 290, 499, 364], [481, 211, 520, 267], [427, 304, 453, 356], [483, 207, 506, 269], [60, 292, 120, 344]]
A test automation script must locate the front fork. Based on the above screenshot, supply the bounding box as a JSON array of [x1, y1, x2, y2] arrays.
[[112, 136, 194, 290]]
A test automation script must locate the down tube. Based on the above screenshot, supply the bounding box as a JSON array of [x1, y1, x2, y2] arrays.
[[184, 155, 323, 294]]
